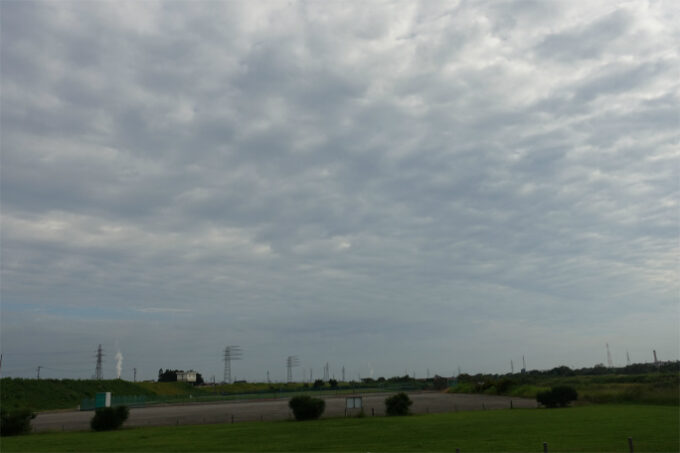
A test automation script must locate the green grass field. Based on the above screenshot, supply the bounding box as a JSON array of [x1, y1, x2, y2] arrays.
[[2, 405, 677, 452]]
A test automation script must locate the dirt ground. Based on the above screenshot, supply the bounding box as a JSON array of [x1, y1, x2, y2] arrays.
[[32, 392, 536, 432]]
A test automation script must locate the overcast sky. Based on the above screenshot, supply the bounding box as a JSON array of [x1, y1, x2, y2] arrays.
[[1, 0, 678, 382]]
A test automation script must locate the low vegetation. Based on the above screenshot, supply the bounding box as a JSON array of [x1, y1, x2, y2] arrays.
[[288, 395, 325, 421], [384, 392, 412, 416], [89, 406, 129, 431], [449, 362, 679, 406], [2, 405, 677, 452], [0, 408, 36, 436], [1, 376, 427, 412], [536, 386, 578, 408]]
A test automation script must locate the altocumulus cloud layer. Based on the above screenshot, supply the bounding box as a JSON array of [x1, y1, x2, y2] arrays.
[[1, 1, 678, 381]]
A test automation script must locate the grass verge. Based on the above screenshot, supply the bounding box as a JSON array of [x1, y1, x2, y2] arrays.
[[2, 405, 677, 452]]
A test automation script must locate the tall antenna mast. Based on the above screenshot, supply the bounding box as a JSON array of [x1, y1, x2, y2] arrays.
[[95, 344, 104, 380], [606, 343, 613, 368], [286, 356, 299, 383], [223, 346, 242, 384]]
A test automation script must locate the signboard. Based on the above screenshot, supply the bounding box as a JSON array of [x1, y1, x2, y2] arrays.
[[345, 396, 362, 409], [95, 392, 111, 408]]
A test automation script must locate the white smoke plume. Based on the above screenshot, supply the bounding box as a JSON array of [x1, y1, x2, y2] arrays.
[[115, 351, 123, 379]]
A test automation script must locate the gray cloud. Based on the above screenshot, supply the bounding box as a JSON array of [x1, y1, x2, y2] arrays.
[[1, 0, 677, 381]]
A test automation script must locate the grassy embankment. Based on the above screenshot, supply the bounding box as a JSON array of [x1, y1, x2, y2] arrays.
[[0, 379, 393, 412], [2, 405, 677, 452], [449, 372, 679, 406]]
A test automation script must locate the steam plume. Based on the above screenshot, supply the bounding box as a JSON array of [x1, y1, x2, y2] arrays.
[[115, 351, 123, 379]]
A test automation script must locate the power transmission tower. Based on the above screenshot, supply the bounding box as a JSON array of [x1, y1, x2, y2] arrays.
[[511, 360, 514, 374], [223, 346, 242, 384], [95, 344, 104, 380], [286, 356, 299, 383], [606, 343, 613, 368], [323, 362, 329, 381], [626, 351, 631, 366], [133, 368, 137, 382], [266, 370, 270, 383], [36, 366, 42, 380]]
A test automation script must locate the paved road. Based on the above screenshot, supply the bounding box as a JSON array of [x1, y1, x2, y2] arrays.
[[33, 392, 536, 432]]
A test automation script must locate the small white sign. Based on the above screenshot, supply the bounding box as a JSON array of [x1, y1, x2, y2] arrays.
[[346, 396, 362, 409]]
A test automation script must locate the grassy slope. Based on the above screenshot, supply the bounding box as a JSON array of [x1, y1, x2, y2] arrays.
[[450, 373, 680, 406], [2, 405, 678, 452], [1, 379, 397, 411], [0, 379, 160, 411]]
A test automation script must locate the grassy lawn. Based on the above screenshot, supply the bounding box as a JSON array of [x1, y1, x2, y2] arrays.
[[2, 405, 677, 452]]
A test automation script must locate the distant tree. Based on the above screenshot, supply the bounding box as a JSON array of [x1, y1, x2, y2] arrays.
[[328, 379, 338, 388], [194, 373, 205, 386], [158, 369, 178, 382], [313, 379, 325, 389], [432, 375, 449, 390], [550, 366, 575, 376]]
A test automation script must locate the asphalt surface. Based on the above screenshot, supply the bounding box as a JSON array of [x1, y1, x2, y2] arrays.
[[32, 392, 536, 432]]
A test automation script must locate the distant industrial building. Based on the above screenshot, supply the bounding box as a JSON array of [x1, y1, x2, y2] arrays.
[[177, 370, 197, 383]]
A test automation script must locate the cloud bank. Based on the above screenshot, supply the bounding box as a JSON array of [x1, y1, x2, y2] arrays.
[[1, 0, 678, 381]]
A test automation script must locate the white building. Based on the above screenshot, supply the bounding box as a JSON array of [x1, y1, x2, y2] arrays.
[[177, 370, 197, 383]]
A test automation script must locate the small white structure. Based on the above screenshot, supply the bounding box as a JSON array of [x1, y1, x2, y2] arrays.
[[346, 396, 363, 409], [177, 370, 197, 383]]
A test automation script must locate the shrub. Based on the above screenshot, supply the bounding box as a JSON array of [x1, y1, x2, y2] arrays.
[[385, 392, 412, 416], [90, 405, 129, 431], [537, 386, 578, 408], [0, 408, 35, 436], [288, 395, 325, 421]]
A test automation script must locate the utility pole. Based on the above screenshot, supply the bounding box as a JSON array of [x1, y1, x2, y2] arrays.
[[95, 344, 104, 380], [223, 346, 242, 384], [36, 366, 42, 380]]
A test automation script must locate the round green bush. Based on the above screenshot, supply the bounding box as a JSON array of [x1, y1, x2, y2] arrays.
[[537, 385, 578, 408], [385, 392, 412, 416], [288, 395, 325, 421], [90, 406, 129, 431], [0, 408, 35, 436]]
